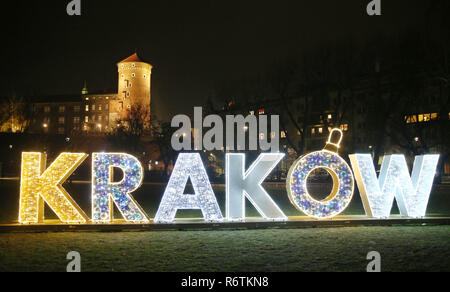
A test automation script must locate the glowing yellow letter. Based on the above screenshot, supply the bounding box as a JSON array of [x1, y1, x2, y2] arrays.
[[19, 152, 89, 224]]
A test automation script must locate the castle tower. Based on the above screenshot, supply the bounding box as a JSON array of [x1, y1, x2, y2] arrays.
[[116, 53, 153, 118]]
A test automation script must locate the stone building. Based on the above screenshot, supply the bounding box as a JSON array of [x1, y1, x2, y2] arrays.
[[26, 53, 152, 135]]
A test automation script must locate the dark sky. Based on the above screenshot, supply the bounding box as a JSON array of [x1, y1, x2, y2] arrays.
[[0, 0, 435, 120]]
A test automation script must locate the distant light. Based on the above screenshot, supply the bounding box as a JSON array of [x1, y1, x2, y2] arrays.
[[155, 161, 159, 166], [43, 124, 48, 128], [415, 137, 420, 142]]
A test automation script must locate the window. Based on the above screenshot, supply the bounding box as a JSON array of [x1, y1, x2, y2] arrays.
[[92, 104, 96, 111], [73, 117, 80, 124], [98, 105, 102, 111], [85, 116, 89, 123], [74, 106, 80, 112], [105, 104, 109, 111], [59, 106, 66, 113], [98, 116, 103, 122], [327, 114, 332, 120], [58, 117, 65, 124], [318, 128, 323, 134], [406, 115, 418, 124], [281, 131, 287, 139], [249, 111, 255, 115], [44, 106, 51, 113], [132, 63, 136, 67], [312, 128, 316, 135], [143, 74, 147, 78], [131, 73, 136, 77], [85, 105, 89, 112], [43, 118, 50, 128], [58, 128, 65, 135], [258, 109, 265, 115], [340, 124, 349, 132]]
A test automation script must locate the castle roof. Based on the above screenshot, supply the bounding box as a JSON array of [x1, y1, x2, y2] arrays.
[[118, 53, 146, 64]]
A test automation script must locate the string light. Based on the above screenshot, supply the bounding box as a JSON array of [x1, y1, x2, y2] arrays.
[[287, 130, 355, 219], [350, 154, 440, 218], [92, 153, 149, 223], [155, 153, 223, 223], [19, 152, 89, 224], [226, 153, 287, 221]]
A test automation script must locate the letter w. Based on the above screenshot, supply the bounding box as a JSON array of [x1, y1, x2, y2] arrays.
[[350, 154, 439, 218], [19, 152, 89, 224]]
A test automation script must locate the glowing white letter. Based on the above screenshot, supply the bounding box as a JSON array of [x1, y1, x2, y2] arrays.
[[226, 153, 287, 221], [155, 153, 223, 223], [350, 154, 440, 218]]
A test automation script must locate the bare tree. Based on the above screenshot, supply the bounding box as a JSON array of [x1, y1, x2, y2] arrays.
[[150, 120, 178, 177], [0, 94, 32, 133], [108, 102, 151, 153]]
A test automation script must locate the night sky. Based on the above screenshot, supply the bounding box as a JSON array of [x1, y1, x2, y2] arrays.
[[0, 0, 434, 120]]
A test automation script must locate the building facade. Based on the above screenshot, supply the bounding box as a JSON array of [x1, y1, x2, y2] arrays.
[[27, 53, 152, 135]]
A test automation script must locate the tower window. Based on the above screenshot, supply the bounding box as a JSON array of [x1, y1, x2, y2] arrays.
[[132, 63, 136, 67], [131, 73, 135, 78]]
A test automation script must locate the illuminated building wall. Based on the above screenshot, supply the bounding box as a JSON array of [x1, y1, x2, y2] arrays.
[[114, 53, 153, 123], [21, 53, 152, 135]]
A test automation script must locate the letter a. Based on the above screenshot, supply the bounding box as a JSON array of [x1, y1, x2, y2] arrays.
[[19, 152, 89, 224], [155, 153, 223, 223], [67, 0, 81, 16], [226, 153, 287, 221], [367, 0, 381, 16]]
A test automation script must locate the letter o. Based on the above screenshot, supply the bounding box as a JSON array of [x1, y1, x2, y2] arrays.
[[287, 150, 354, 219]]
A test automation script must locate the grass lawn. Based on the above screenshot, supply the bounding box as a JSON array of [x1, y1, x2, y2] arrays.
[[0, 226, 449, 272]]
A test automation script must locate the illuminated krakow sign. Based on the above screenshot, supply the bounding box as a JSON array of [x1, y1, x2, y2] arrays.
[[18, 129, 440, 225]]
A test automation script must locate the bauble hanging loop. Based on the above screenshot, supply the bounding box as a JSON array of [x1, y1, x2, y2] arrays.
[[324, 128, 344, 153]]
